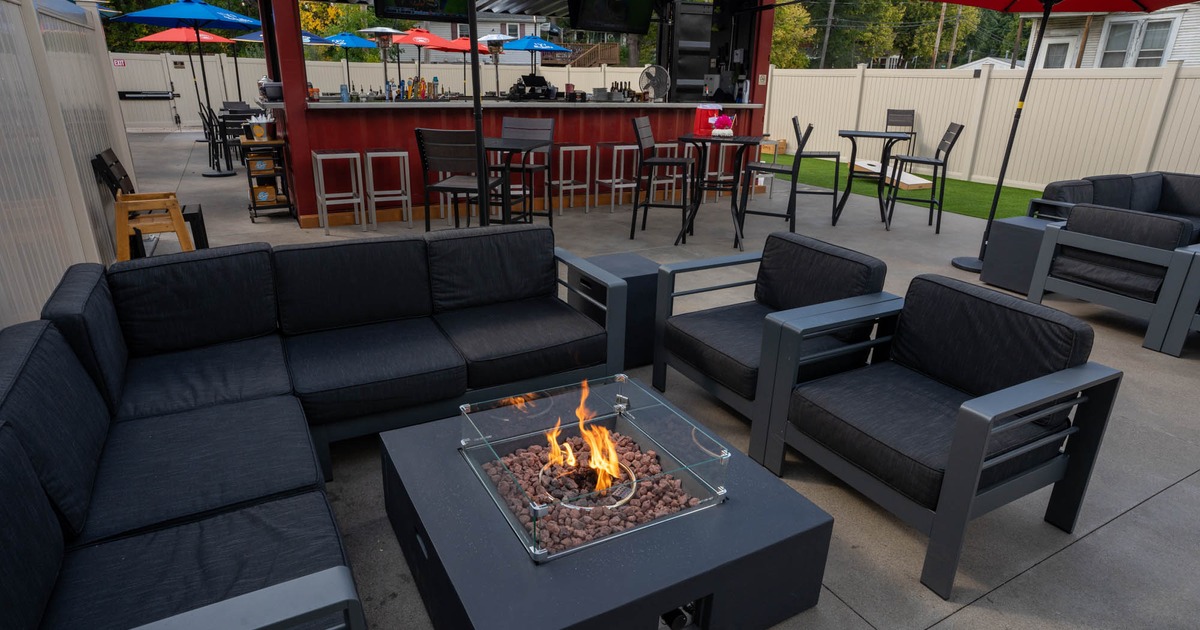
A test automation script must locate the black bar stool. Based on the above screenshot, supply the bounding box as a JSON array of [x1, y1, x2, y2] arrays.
[[629, 117, 693, 240]]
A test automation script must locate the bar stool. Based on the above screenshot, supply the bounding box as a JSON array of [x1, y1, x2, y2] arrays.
[[705, 143, 738, 201], [312, 150, 365, 236], [364, 149, 413, 229], [551, 143, 590, 214], [594, 141, 639, 212], [651, 143, 679, 201], [630, 116, 692, 240], [749, 139, 782, 200]]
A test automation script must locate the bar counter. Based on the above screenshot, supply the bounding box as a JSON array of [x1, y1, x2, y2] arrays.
[[266, 100, 764, 228]]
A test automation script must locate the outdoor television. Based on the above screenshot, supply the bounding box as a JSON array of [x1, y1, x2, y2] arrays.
[[568, 0, 654, 35], [375, 0, 468, 23]]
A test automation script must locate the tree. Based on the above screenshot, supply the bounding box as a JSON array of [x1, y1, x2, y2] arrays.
[[805, 0, 904, 68], [770, 3, 816, 69], [895, 2, 981, 68]]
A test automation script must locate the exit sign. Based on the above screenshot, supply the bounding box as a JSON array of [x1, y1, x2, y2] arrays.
[[113, 59, 126, 67]]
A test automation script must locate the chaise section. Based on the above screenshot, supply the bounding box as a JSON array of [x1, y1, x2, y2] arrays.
[[40, 263, 127, 414]]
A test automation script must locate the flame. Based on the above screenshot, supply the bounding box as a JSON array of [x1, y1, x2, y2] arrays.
[[501, 395, 531, 412], [542, 380, 623, 494]]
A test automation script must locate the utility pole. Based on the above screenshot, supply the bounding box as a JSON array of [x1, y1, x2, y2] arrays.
[[1012, 17, 1023, 69], [818, 0, 836, 69], [947, 5, 963, 67], [930, 2, 947, 69]]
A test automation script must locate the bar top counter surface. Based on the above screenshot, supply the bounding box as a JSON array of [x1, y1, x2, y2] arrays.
[[262, 101, 763, 110]]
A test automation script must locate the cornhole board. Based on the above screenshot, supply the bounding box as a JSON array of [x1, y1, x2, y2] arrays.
[[852, 160, 932, 190]]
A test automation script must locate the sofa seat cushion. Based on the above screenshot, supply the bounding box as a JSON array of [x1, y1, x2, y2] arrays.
[[666, 302, 774, 399], [117, 335, 291, 421], [1161, 212, 1200, 244], [43, 491, 347, 630], [434, 297, 606, 389], [790, 362, 1069, 509], [1050, 256, 1165, 303], [76, 396, 321, 546], [284, 319, 468, 424]]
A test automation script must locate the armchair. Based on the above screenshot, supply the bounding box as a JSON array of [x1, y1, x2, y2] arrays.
[[653, 232, 886, 464], [755, 274, 1121, 599]]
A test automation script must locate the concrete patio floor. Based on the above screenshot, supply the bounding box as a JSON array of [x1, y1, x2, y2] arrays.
[[129, 131, 1199, 629]]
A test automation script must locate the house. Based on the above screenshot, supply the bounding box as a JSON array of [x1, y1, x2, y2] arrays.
[[954, 56, 1025, 71], [392, 15, 543, 65], [1024, 2, 1200, 68]]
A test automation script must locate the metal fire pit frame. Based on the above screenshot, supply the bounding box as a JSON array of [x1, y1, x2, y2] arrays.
[[382, 376, 834, 629]]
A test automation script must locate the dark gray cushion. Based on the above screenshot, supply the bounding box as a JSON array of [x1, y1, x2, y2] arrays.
[[1085, 174, 1133, 209], [1164, 213, 1200, 244], [0, 421, 64, 630], [0, 321, 109, 536], [754, 232, 887, 311], [117, 335, 291, 421], [425, 224, 556, 312], [434, 296, 606, 389], [891, 275, 1093, 398], [1051, 204, 1194, 302], [1042, 179, 1092, 205], [77, 396, 321, 545], [790, 361, 1070, 509], [1159, 172, 1200, 218], [274, 237, 432, 335], [285, 319, 468, 424], [40, 263, 127, 414], [43, 491, 347, 630], [107, 243, 277, 356], [1129, 172, 1163, 214]]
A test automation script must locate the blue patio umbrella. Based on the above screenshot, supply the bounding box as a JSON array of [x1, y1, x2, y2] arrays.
[[231, 31, 332, 101], [113, 0, 260, 112], [502, 35, 569, 75], [325, 32, 378, 92]]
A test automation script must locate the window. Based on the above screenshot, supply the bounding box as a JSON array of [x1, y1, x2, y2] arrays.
[[1038, 36, 1077, 69], [506, 23, 519, 39], [1097, 15, 1179, 68]]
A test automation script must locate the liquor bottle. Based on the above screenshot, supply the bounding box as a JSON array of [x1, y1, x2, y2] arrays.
[[432, 76, 439, 98]]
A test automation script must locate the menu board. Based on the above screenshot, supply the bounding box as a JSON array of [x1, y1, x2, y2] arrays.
[[375, 0, 469, 23]]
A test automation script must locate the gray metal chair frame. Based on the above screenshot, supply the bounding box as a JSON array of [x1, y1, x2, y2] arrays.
[[754, 292, 1122, 599], [1162, 252, 1200, 356], [886, 108, 917, 165], [498, 117, 555, 225], [629, 116, 693, 240], [1028, 223, 1199, 352], [883, 122, 964, 233], [414, 128, 503, 231], [738, 117, 838, 234]]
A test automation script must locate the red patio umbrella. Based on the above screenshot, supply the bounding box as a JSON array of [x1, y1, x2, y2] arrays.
[[946, 0, 1195, 273], [395, 27, 452, 81], [432, 36, 490, 97], [136, 28, 234, 116]]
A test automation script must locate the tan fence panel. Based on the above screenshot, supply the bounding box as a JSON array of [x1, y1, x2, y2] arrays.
[[1151, 68, 1200, 174], [765, 69, 861, 154]]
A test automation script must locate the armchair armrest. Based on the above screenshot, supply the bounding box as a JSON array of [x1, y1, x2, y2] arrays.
[[1027, 198, 1074, 220], [133, 566, 365, 630], [656, 251, 762, 321], [556, 247, 628, 373]]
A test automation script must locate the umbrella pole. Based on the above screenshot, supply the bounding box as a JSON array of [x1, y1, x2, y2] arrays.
[[193, 26, 214, 111], [495, 54, 501, 100], [467, 0, 490, 224], [184, 41, 202, 116], [951, 0, 1054, 273], [462, 52, 467, 97], [345, 47, 352, 92], [233, 42, 242, 101], [382, 43, 388, 94]]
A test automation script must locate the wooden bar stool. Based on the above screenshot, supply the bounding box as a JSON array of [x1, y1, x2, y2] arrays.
[[551, 143, 590, 214], [114, 193, 194, 262], [364, 149, 413, 229], [311, 150, 365, 236]]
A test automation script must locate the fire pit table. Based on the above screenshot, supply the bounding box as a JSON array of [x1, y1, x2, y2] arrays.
[[382, 375, 833, 629]]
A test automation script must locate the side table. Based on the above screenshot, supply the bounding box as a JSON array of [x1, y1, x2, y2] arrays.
[[980, 216, 1056, 294], [568, 252, 659, 368]]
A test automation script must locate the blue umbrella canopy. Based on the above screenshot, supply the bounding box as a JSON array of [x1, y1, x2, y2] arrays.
[[501, 35, 569, 53], [325, 32, 378, 49], [235, 30, 333, 46]]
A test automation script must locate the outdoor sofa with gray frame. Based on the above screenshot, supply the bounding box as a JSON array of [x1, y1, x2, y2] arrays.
[[40, 224, 627, 481], [1026, 172, 1200, 353], [753, 274, 1122, 599], [652, 232, 886, 464]]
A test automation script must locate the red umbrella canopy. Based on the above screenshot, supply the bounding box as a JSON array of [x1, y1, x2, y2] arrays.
[[135, 26, 234, 44], [395, 27, 451, 49], [939, 0, 1191, 11], [433, 36, 489, 54]]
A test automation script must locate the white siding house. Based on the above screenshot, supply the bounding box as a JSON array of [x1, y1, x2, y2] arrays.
[[1024, 3, 1200, 68], [391, 16, 543, 66]]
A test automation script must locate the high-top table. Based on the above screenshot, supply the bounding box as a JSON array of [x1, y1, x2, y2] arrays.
[[676, 134, 765, 251], [834, 130, 912, 226], [483, 136, 552, 225]]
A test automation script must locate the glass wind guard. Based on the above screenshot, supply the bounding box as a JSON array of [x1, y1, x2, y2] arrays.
[[460, 375, 730, 563]]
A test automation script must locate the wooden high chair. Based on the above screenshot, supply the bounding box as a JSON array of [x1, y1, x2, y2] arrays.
[[114, 192, 194, 262]]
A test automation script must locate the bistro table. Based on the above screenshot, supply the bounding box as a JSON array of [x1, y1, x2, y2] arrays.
[[483, 136, 553, 225], [676, 134, 765, 251], [834, 130, 912, 228]]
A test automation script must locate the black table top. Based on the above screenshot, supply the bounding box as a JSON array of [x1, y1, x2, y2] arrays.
[[484, 137, 552, 152], [677, 133, 765, 145], [838, 130, 912, 140], [381, 379, 833, 628]]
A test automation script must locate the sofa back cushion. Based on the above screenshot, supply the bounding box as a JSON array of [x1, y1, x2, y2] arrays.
[[1129, 172, 1163, 214], [1042, 179, 1093, 205], [40, 263, 128, 414], [891, 275, 1093, 397], [754, 233, 887, 311], [0, 421, 64, 630], [106, 243, 277, 356], [0, 322, 110, 536], [274, 237, 431, 335], [1159, 172, 1200, 218], [425, 225, 556, 312]]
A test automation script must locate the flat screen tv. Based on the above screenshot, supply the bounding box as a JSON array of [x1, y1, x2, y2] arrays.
[[568, 0, 654, 35], [375, 0, 469, 23]]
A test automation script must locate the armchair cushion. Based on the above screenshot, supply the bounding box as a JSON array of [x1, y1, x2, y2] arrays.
[[1129, 172, 1163, 215], [274, 237, 432, 335], [117, 335, 291, 421], [1159, 172, 1200, 219], [42, 491, 347, 630], [1083, 174, 1132, 210], [1041, 179, 1092, 205], [107, 243, 277, 356], [0, 322, 109, 536], [425, 225, 556, 312], [40, 263, 128, 414], [285, 319, 467, 424], [789, 361, 1070, 509], [77, 396, 320, 545], [0, 421, 63, 630], [891, 275, 1093, 398], [754, 233, 888, 311], [434, 296, 606, 389]]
